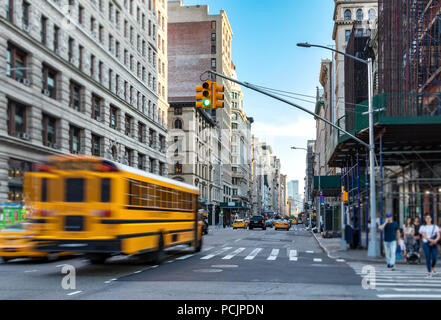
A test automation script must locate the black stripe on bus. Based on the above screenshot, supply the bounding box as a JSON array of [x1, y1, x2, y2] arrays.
[[125, 206, 194, 213], [116, 232, 159, 240], [29, 219, 47, 223], [168, 229, 194, 234], [100, 219, 195, 224]]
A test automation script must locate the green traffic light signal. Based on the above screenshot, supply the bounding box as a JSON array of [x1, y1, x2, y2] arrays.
[[202, 99, 211, 107]]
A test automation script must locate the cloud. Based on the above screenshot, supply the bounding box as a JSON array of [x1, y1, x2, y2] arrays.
[[252, 118, 316, 139]]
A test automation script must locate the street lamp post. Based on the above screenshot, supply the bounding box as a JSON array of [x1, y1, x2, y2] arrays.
[[291, 147, 321, 233], [297, 42, 379, 257]]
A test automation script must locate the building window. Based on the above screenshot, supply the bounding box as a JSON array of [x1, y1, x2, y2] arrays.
[[40, 16, 47, 45], [345, 30, 351, 42], [6, 43, 27, 82], [368, 9, 376, 20], [211, 58, 216, 69], [125, 114, 132, 136], [53, 25, 59, 52], [174, 119, 182, 129], [91, 134, 101, 156], [6, 0, 14, 22], [125, 148, 132, 166], [344, 9, 351, 21], [138, 154, 145, 170], [138, 122, 145, 142], [68, 37, 74, 61], [149, 158, 154, 173], [90, 54, 96, 77], [69, 81, 81, 111], [78, 45, 84, 70], [42, 114, 57, 147], [211, 45, 216, 54], [174, 107, 182, 115], [41, 65, 57, 99], [69, 125, 81, 154], [149, 129, 155, 148], [22, 1, 29, 27], [356, 9, 363, 21], [211, 33, 216, 41], [91, 95, 102, 120], [110, 106, 118, 129], [7, 100, 27, 137], [79, 5, 84, 25], [211, 21, 216, 29]]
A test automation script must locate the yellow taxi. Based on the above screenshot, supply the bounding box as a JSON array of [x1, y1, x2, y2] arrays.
[[291, 219, 298, 225], [0, 223, 71, 262], [275, 220, 291, 231], [233, 219, 247, 230]]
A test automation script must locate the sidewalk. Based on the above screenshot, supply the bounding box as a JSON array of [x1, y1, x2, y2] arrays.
[[312, 231, 394, 264]]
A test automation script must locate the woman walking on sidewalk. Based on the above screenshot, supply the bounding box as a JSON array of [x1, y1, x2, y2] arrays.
[[420, 214, 440, 278], [403, 218, 415, 253]]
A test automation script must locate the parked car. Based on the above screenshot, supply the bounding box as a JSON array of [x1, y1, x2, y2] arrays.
[[248, 216, 266, 230]]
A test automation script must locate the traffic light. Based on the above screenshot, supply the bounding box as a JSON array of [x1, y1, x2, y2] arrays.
[[212, 82, 225, 109], [196, 81, 212, 109]]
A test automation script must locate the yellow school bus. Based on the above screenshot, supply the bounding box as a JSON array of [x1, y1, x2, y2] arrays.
[[24, 155, 202, 264]]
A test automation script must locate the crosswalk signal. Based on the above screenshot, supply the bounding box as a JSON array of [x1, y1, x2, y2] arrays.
[[212, 82, 225, 109], [196, 81, 212, 109]]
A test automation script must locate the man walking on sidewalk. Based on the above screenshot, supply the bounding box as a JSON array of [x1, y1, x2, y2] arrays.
[[379, 213, 399, 270]]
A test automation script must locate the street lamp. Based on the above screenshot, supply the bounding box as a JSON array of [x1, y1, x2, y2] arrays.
[[291, 147, 322, 233], [297, 42, 379, 257]]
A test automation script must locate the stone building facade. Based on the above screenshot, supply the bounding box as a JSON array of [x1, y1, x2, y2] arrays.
[[0, 0, 167, 203]]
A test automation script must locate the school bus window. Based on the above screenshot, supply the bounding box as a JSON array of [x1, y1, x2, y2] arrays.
[[101, 178, 111, 202], [41, 178, 48, 202], [65, 178, 85, 202]]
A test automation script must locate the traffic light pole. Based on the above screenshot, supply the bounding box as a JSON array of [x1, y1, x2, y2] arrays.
[[203, 70, 369, 149]]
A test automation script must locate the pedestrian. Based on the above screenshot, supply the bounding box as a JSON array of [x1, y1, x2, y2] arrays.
[[379, 213, 400, 270], [420, 214, 440, 278], [403, 217, 415, 252], [414, 216, 422, 253], [396, 229, 406, 261]]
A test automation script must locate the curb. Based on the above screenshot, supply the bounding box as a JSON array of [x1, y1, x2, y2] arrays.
[[311, 231, 388, 264]]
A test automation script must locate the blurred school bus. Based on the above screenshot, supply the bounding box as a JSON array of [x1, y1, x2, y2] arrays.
[[24, 155, 203, 264]]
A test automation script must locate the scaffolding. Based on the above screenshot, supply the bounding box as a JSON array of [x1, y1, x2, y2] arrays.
[[379, 0, 441, 116]]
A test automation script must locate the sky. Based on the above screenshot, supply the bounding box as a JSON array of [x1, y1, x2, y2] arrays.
[[183, 0, 335, 197]]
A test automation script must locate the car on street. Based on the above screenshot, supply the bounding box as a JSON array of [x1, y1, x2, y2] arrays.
[[265, 219, 274, 228], [0, 222, 71, 263], [275, 220, 291, 231], [291, 219, 298, 225], [233, 219, 247, 229], [248, 216, 266, 230]]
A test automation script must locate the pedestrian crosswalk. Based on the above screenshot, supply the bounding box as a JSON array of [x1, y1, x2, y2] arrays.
[[349, 262, 441, 299], [195, 246, 324, 263]]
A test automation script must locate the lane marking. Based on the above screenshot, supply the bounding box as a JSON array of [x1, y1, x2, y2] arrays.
[[234, 239, 242, 242], [245, 248, 262, 260], [176, 254, 195, 260], [306, 251, 314, 254], [378, 294, 441, 299], [67, 291, 82, 296], [289, 250, 298, 261], [202, 246, 214, 251], [393, 288, 441, 292], [375, 282, 441, 287], [201, 247, 232, 260], [222, 248, 246, 260], [267, 249, 279, 261], [336, 259, 345, 262], [313, 258, 323, 262], [24, 270, 38, 273]]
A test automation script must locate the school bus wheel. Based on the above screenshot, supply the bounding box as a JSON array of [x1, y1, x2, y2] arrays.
[[87, 253, 109, 264], [152, 233, 165, 265]]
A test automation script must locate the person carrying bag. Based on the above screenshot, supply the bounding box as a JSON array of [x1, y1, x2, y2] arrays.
[[420, 214, 441, 278]]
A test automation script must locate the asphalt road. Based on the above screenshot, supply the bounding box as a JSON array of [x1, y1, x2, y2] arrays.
[[0, 225, 376, 300]]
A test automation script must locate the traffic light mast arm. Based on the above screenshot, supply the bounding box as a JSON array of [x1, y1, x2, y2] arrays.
[[203, 69, 369, 149]]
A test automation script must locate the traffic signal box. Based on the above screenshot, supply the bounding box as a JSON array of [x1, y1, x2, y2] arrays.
[[341, 186, 348, 203], [196, 81, 225, 109], [196, 81, 212, 109]]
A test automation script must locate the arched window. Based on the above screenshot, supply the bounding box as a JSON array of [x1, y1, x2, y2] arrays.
[[174, 119, 182, 129], [232, 113, 238, 121], [356, 9, 363, 21], [368, 9, 376, 20], [344, 9, 351, 21]]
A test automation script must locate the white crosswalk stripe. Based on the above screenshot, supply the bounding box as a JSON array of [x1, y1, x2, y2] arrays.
[[349, 262, 441, 300], [222, 248, 246, 260], [244, 248, 262, 260], [200, 247, 232, 260], [289, 250, 298, 261], [267, 249, 280, 261]]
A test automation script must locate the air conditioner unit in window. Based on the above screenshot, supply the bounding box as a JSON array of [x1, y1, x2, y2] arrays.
[[22, 78, 31, 86], [19, 132, 30, 140], [43, 89, 50, 96]]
